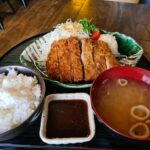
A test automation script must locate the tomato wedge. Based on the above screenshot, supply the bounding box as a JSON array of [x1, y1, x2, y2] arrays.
[[90, 31, 100, 40]]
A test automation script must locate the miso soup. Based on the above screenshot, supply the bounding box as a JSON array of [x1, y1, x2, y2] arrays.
[[93, 78, 150, 139]]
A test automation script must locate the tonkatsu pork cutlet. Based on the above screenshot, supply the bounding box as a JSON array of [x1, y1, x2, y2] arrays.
[[81, 39, 99, 81], [97, 41, 119, 69], [46, 37, 119, 83], [46, 37, 83, 83], [67, 37, 83, 82], [57, 39, 72, 82], [46, 39, 72, 82], [93, 41, 119, 73], [93, 41, 107, 74], [46, 41, 60, 80]]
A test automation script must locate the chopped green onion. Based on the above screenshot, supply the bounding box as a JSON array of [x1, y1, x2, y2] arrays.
[[79, 18, 98, 35]]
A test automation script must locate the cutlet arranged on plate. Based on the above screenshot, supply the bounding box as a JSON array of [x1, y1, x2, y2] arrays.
[[20, 18, 143, 87], [46, 37, 83, 83], [46, 37, 119, 83], [67, 37, 83, 82]]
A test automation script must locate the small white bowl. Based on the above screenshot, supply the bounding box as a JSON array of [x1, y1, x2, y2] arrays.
[[0, 65, 45, 141], [40, 93, 95, 144]]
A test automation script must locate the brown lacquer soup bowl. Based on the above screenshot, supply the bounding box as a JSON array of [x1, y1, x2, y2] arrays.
[[90, 66, 150, 141]]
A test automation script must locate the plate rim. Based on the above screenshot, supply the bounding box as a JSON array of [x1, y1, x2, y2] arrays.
[[19, 30, 143, 89]]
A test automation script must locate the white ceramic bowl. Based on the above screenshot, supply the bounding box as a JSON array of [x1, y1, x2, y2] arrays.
[[40, 93, 95, 144]]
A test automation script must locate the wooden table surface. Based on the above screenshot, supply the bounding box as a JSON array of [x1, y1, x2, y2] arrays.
[[0, 0, 150, 61]]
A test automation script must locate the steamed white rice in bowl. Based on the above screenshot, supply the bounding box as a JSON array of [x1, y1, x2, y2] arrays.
[[0, 66, 44, 136]]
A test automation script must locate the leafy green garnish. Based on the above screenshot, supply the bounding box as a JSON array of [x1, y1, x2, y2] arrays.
[[79, 18, 98, 35]]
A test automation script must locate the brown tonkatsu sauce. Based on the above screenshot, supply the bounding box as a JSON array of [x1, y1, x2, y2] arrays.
[[46, 100, 90, 138]]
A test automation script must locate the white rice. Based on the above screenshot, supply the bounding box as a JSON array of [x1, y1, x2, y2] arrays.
[[0, 69, 41, 134]]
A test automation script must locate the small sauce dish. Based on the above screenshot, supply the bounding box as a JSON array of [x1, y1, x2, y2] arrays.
[[40, 93, 95, 144]]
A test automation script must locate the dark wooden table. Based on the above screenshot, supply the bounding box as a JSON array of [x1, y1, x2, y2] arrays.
[[0, 0, 150, 62], [1, 0, 150, 149]]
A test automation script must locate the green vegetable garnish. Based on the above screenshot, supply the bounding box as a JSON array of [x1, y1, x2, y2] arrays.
[[79, 18, 98, 35]]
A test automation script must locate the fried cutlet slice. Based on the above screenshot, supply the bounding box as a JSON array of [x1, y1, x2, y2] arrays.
[[93, 41, 119, 71], [105, 53, 119, 69], [81, 38, 99, 81], [58, 39, 72, 82], [98, 41, 119, 69], [67, 37, 83, 82], [93, 41, 107, 74], [46, 41, 60, 80]]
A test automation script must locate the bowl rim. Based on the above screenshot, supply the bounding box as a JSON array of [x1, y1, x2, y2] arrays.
[[90, 66, 150, 141], [0, 65, 46, 140]]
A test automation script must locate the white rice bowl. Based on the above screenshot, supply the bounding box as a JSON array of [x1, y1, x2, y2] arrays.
[[0, 69, 41, 134]]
